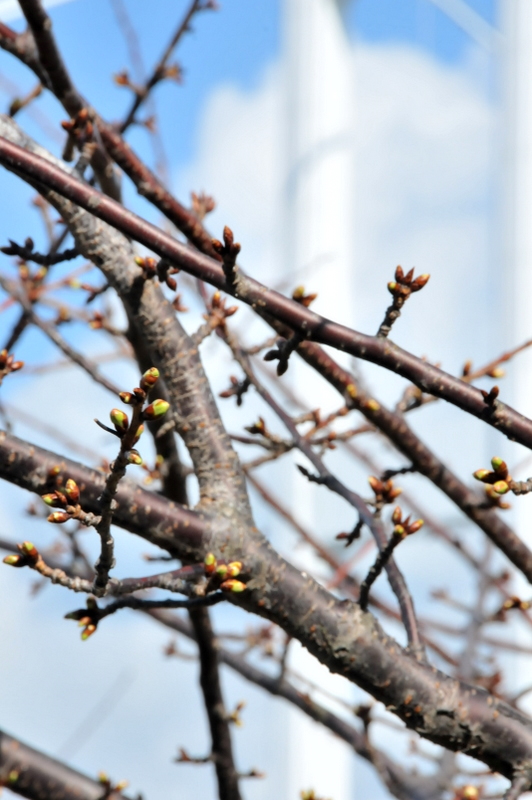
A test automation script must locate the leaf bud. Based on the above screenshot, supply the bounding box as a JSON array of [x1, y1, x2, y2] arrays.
[[393, 524, 406, 538], [143, 399, 170, 419], [220, 579, 246, 593], [110, 408, 129, 432], [227, 561, 242, 577], [119, 391, 134, 404], [65, 479, 80, 503]]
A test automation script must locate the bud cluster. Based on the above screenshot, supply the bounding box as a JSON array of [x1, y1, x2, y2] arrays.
[[368, 475, 402, 507], [204, 552, 247, 593], [387, 265, 430, 299], [3, 540, 39, 569], [40, 478, 85, 525], [473, 456, 513, 505], [390, 506, 424, 539], [65, 596, 100, 641], [0, 348, 23, 381], [134, 255, 179, 291]]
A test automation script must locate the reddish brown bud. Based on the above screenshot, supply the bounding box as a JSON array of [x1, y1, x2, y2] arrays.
[[64, 479, 80, 503], [47, 511, 70, 524]]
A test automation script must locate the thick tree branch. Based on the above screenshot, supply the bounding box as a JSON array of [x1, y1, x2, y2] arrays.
[[0, 729, 128, 800]]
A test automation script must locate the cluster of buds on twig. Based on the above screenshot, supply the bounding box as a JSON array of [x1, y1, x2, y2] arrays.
[[191, 191, 216, 221], [367, 475, 402, 509], [134, 255, 180, 291], [65, 596, 100, 640], [387, 266, 430, 301], [472, 456, 524, 506], [292, 285, 318, 308], [203, 552, 248, 593], [95, 367, 170, 464], [377, 266, 430, 339], [97, 771, 129, 796], [0, 348, 23, 383], [219, 375, 251, 406], [40, 477, 94, 526], [3, 540, 39, 569], [61, 107, 94, 161], [390, 506, 424, 539], [203, 290, 238, 332], [264, 332, 303, 376], [212, 226, 240, 289]]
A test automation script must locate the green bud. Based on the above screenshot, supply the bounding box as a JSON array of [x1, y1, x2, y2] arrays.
[[492, 480, 510, 495], [143, 399, 170, 419], [47, 511, 70, 524], [41, 492, 60, 507], [133, 423, 144, 444], [141, 367, 159, 388], [110, 408, 129, 431], [65, 479, 80, 503], [473, 469, 491, 482], [220, 579, 246, 593], [127, 450, 143, 466], [3, 554, 21, 566]]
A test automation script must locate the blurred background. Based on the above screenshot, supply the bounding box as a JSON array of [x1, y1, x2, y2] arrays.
[[1, 1, 532, 798]]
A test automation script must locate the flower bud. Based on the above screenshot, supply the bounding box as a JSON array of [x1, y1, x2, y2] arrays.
[[227, 561, 242, 577], [10, 360, 23, 372], [143, 399, 170, 419], [391, 506, 402, 525], [110, 408, 129, 432], [133, 424, 144, 444], [216, 563, 228, 579], [204, 553, 216, 574], [65, 479, 80, 503], [19, 541, 38, 559], [492, 480, 510, 495], [41, 492, 61, 507], [141, 367, 160, 388], [220, 579, 246, 593], [119, 391, 134, 404], [3, 554, 22, 566], [393, 524, 406, 538], [491, 456, 507, 474], [473, 469, 491, 482], [368, 476, 383, 494], [387, 281, 398, 294], [81, 624, 97, 641], [408, 519, 424, 534], [47, 511, 70, 524], [127, 450, 143, 466]]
